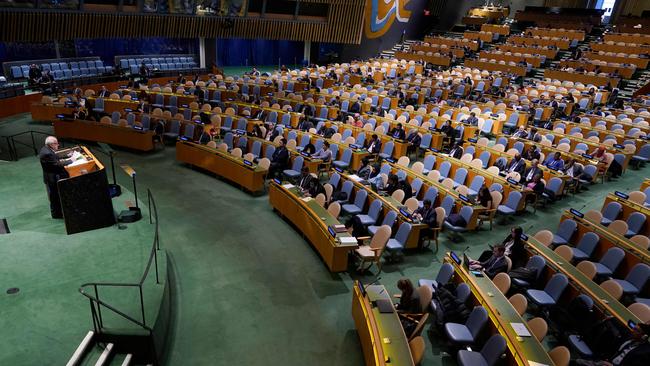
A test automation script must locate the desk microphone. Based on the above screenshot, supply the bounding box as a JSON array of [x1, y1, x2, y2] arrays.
[[363, 276, 382, 292], [462, 245, 470, 254]]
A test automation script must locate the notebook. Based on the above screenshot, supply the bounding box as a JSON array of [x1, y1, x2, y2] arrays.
[[510, 322, 532, 337]]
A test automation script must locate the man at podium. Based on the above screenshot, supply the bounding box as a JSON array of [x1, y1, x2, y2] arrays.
[[39, 136, 73, 219]]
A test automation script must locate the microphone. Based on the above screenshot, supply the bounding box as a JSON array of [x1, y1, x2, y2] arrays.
[[363, 276, 382, 292], [577, 203, 587, 212], [462, 245, 470, 254]]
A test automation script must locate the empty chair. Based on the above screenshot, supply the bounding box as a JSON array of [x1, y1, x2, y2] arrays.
[[418, 263, 454, 292], [342, 189, 368, 215], [386, 222, 412, 257], [422, 156, 436, 175], [327, 202, 341, 219], [457, 334, 506, 366], [609, 220, 629, 236], [444, 306, 489, 346], [526, 273, 568, 307], [357, 199, 382, 226], [443, 206, 473, 235], [512, 255, 545, 289], [163, 120, 181, 141], [625, 212, 646, 237], [552, 219, 577, 246], [354, 225, 391, 273], [452, 168, 468, 188], [613, 263, 650, 296], [577, 260, 597, 280], [368, 210, 397, 236], [467, 175, 485, 196], [333, 149, 353, 170], [601, 201, 622, 226], [409, 336, 425, 365], [497, 191, 522, 216], [594, 247, 625, 278], [571, 232, 599, 262], [628, 303, 650, 323], [378, 141, 394, 160], [283, 156, 304, 181]]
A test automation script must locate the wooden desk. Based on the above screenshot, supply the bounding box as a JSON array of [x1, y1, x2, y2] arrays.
[[558, 60, 635, 79], [499, 135, 606, 171], [463, 16, 488, 26], [481, 24, 510, 36], [552, 120, 646, 151], [528, 28, 585, 41], [580, 114, 650, 135], [463, 31, 493, 43], [479, 51, 543, 68], [604, 33, 650, 45], [394, 51, 451, 67], [352, 283, 414, 366], [468, 6, 508, 20], [423, 37, 479, 51], [544, 69, 620, 88], [508, 35, 571, 50], [496, 44, 558, 59], [385, 162, 485, 230], [525, 237, 644, 327], [410, 44, 465, 58], [591, 42, 650, 55], [428, 152, 529, 211], [88, 97, 140, 115], [338, 173, 428, 249], [465, 59, 527, 77], [560, 211, 650, 278], [463, 141, 570, 193], [583, 52, 649, 69], [269, 182, 358, 272], [447, 254, 555, 366], [176, 140, 267, 193], [54, 119, 155, 152], [31, 103, 74, 122], [602, 193, 650, 237]]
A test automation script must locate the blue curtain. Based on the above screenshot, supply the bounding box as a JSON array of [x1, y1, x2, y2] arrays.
[[216, 38, 304, 67], [74, 38, 199, 65]]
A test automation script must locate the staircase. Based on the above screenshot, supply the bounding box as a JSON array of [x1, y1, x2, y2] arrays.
[[66, 331, 154, 366]]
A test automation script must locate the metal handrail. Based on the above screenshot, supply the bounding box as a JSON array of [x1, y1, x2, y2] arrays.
[[1, 130, 53, 161], [78, 188, 161, 333]]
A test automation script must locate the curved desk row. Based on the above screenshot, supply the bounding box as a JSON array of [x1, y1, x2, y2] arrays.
[[268, 182, 357, 272]]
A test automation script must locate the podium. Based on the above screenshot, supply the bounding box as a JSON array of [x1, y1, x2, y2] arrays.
[[57, 145, 116, 234]]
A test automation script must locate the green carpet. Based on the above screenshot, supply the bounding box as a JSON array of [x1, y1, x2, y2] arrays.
[[0, 114, 646, 365]]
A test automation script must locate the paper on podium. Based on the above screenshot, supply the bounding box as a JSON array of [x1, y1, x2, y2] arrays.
[[282, 184, 295, 189], [67, 151, 88, 167], [348, 174, 362, 182], [510, 322, 531, 337]]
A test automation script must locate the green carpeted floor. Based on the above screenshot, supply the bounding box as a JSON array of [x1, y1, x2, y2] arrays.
[[0, 114, 646, 365]]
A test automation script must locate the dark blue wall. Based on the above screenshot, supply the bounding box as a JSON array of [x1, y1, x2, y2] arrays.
[[216, 38, 304, 67]]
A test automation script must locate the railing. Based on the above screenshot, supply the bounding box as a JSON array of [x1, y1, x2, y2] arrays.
[[78, 189, 162, 352], [1, 130, 56, 161]]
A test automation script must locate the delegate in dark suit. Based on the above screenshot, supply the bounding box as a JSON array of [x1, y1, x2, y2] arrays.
[[505, 156, 526, 175], [39, 141, 72, 218], [269, 142, 290, 179], [521, 165, 541, 183]]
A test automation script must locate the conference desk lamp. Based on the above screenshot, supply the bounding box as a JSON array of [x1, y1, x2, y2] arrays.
[[117, 164, 142, 223], [97, 142, 121, 197]]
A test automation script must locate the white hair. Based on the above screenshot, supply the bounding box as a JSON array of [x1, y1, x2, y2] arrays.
[[45, 136, 58, 146]]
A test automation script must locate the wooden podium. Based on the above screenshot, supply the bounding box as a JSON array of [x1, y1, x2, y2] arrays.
[[57, 146, 116, 234]]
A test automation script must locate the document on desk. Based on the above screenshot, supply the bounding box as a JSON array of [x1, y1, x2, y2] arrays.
[[301, 197, 313, 202], [348, 174, 362, 182], [527, 362, 549, 366], [510, 322, 531, 337], [282, 184, 295, 189], [338, 237, 358, 245], [67, 151, 89, 167]]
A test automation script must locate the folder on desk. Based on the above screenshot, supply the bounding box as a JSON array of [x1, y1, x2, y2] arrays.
[[338, 236, 358, 245]]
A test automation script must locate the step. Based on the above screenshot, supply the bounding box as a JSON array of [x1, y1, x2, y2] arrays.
[[66, 331, 95, 366], [95, 343, 114, 366]]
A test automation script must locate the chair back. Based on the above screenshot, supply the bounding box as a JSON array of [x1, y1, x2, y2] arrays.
[[626, 212, 646, 235], [291, 156, 304, 171], [440, 196, 454, 217], [456, 283, 471, 303], [439, 161, 451, 178], [258, 158, 271, 170], [554, 245, 573, 262], [480, 334, 506, 366], [628, 303, 650, 323], [534, 230, 554, 247], [391, 189, 405, 203], [409, 336, 425, 365], [493, 272, 511, 294], [354, 189, 368, 209], [576, 261, 597, 280], [630, 235, 650, 250], [508, 294, 527, 316], [576, 232, 599, 258], [528, 317, 548, 342], [584, 210, 602, 223], [466, 306, 489, 338], [397, 156, 410, 167], [609, 220, 628, 236], [369, 225, 392, 255], [327, 202, 341, 218], [315, 194, 326, 207], [625, 263, 650, 291], [544, 273, 568, 301], [600, 279, 623, 300], [602, 201, 622, 222], [506, 191, 522, 210], [405, 198, 419, 212], [436, 263, 455, 286], [381, 210, 398, 227], [417, 285, 433, 312]]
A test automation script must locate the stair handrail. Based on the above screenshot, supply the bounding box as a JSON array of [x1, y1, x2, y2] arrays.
[[78, 188, 161, 332]]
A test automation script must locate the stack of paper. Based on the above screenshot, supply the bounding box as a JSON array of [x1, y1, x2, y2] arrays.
[[339, 237, 358, 245]]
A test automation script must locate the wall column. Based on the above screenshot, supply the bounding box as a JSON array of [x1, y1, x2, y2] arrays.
[[199, 37, 206, 69], [303, 40, 311, 66]]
